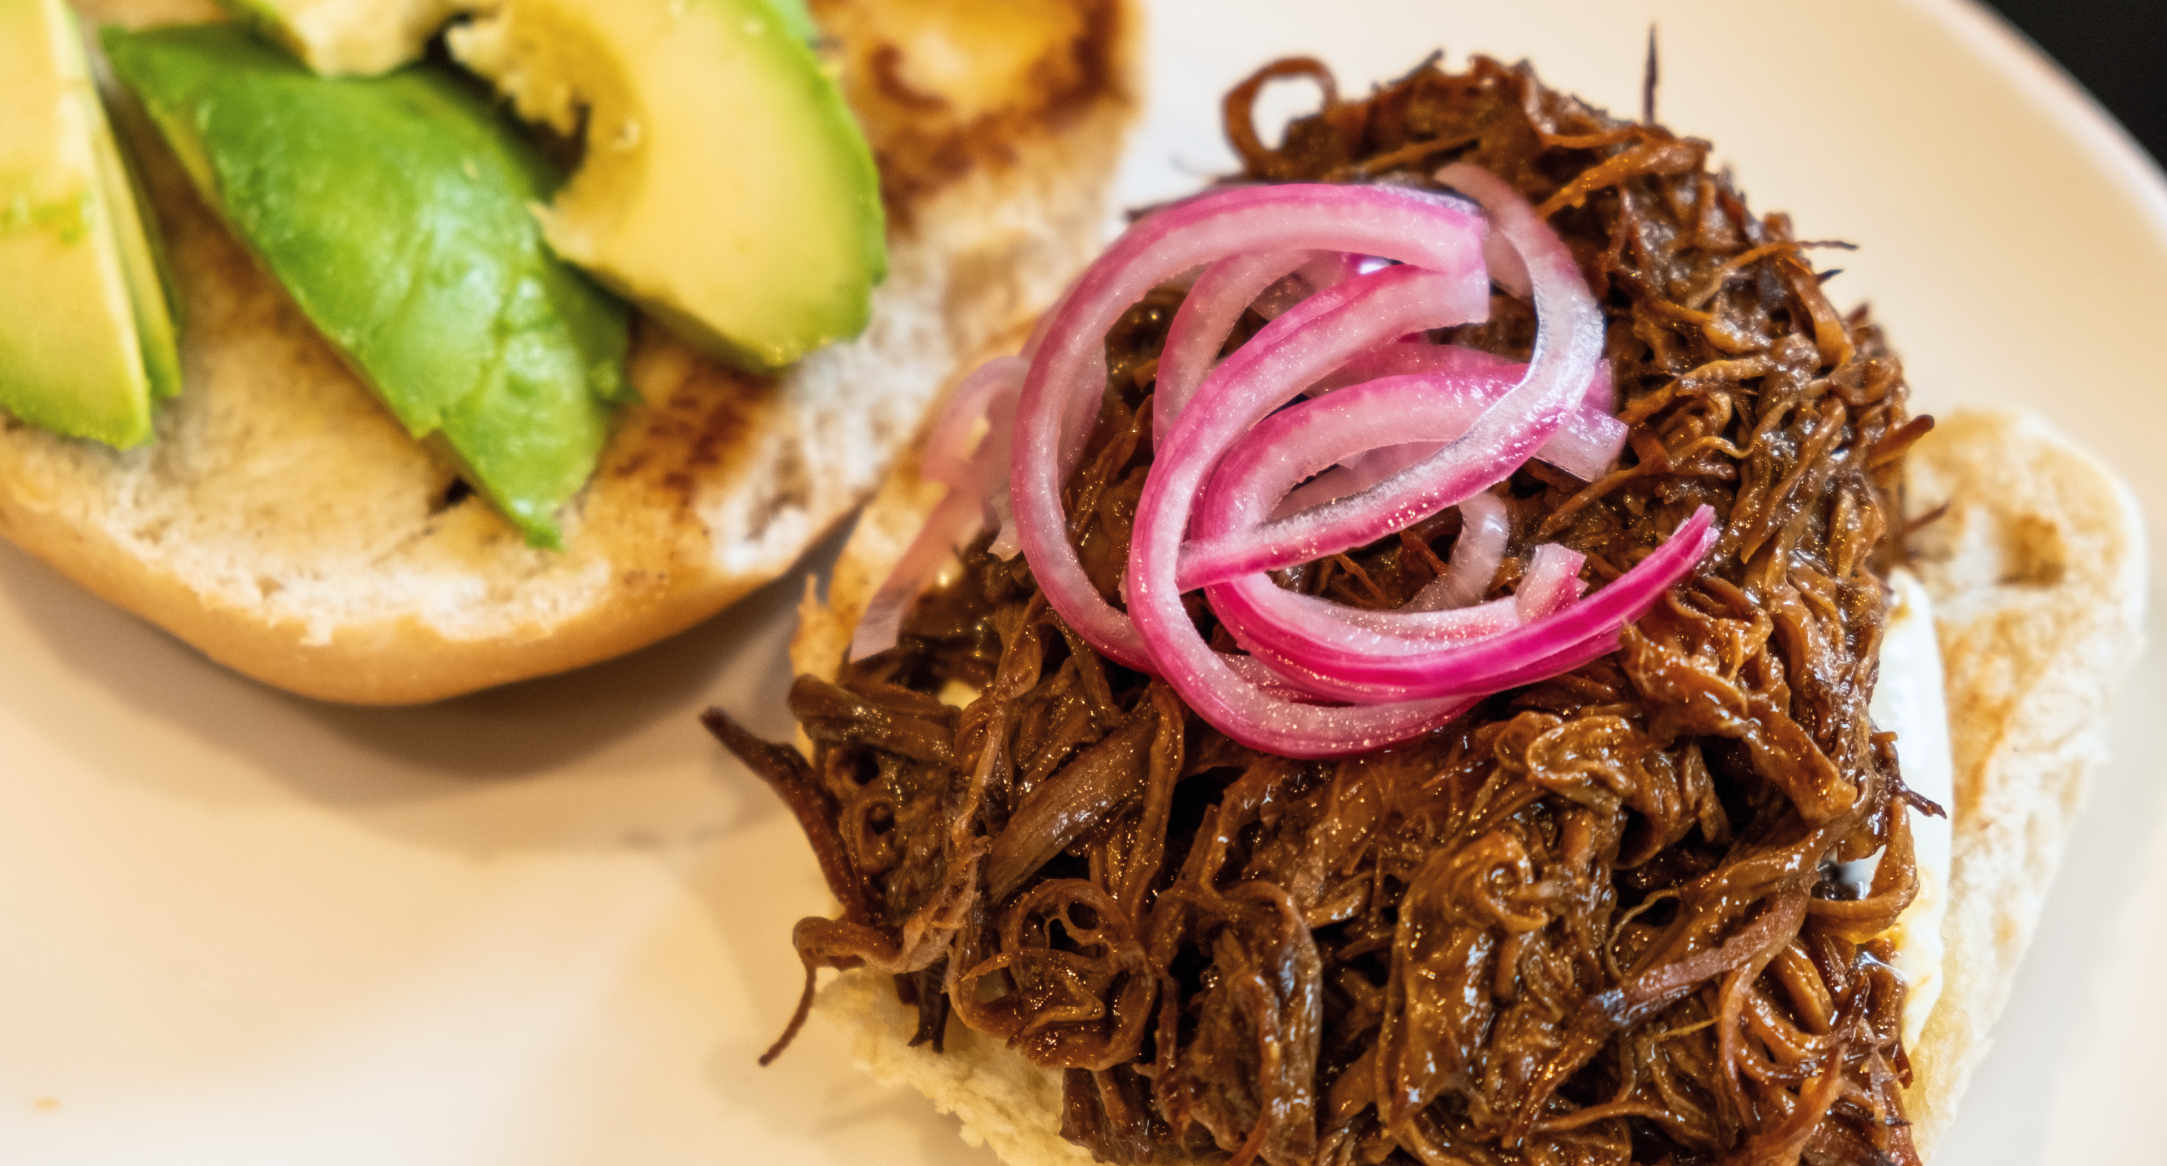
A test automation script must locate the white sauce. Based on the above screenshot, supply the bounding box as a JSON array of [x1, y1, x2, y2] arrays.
[[1870, 568, 1956, 1051]]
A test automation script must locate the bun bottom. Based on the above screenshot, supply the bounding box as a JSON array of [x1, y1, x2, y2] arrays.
[[789, 409, 2148, 1164], [1894, 411, 2147, 1153]]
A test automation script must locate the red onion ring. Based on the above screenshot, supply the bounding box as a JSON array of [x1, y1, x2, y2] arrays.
[[851, 358, 1025, 659], [1171, 164, 1605, 590], [1515, 541, 1591, 619], [1124, 267, 1499, 755], [1411, 491, 1512, 611], [1299, 345, 1626, 482], [1160, 270, 1499, 595], [1209, 534, 1583, 656], [1229, 368, 1621, 533], [1153, 250, 1315, 440], [854, 169, 1715, 757], [1207, 508, 1714, 703], [921, 356, 1026, 495], [1162, 534, 1586, 707], [1153, 246, 1373, 443], [851, 489, 986, 661], [1011, 183, 1492, 670], [1254, 251, 1372, 321]]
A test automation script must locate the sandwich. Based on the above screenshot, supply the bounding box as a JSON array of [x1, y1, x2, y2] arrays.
[[0, 0, 1137, 703], [707, 53, 2148, 1164]]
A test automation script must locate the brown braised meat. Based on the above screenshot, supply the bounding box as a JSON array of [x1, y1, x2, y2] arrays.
[[710, 54, 1937, 1166]]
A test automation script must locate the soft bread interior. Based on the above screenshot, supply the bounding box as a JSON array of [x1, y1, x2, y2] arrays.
[[787, 408, 2148, 1164], [0, 0, 1135, 703]]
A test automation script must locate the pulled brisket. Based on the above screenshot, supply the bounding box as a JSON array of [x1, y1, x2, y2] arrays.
[[712, 54, 1935, 1166]]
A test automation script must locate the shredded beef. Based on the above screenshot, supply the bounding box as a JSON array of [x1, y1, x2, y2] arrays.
[[710, 54, 1934, 1166]]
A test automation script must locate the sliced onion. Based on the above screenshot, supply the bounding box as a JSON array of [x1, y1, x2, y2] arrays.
[[1235, 367, 1621, 537], [1224, 653, 1341, 703], [1180, 538, 1587, 706], [851, 169, 1714, 758], [1207, 507, 1715, 701], [1483, 225, 1531, 297], [922, 356, 1026, 493], [1301, 345, 1626, 482], [1411, 491, 1511, 611], [1514, 541, 1590, 620], [1225, 580, 1526, 647], [986, 484, 1020, 560], [1304, 337, 1512, 394], [1011, 183, 1491, 670], [1154, 250, 1316, 441], [1117, 169, 1699, 753], [1123, 268, 1504, 755], [851, 489, 985, 661], [852, 356, 1024, 659], [1172, 164, 1606, 589], [1201, 526, 1586, 682], [1251, 251, 1369, 320]]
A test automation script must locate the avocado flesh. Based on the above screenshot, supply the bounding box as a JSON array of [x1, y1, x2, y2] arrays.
[[90, 90, 184, 403], [757, 0, 819, 46], [104, 25, 630, 548], [451, 0, 886, 371], [0, 0, 182, 449], [216, 0, 461, 76]]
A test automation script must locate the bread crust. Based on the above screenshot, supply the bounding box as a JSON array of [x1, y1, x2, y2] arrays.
[[1895, 411, 2148, 1156], [787, 409, 2147, 1164], [0, 0, 1137, 704]]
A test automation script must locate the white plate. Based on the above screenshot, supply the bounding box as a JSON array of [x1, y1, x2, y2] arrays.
[[2, 1, 2160, 1163]]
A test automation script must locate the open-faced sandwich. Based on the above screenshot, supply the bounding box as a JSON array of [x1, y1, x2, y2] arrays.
[[0, 0, 1135, 702], [707, 52, 2147, 1165]]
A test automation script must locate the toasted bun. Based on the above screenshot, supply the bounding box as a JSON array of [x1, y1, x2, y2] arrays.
[[0, 0, 1136, 704], [787, 408, 2148, 1164], [1894, 411, 2148, 1153]]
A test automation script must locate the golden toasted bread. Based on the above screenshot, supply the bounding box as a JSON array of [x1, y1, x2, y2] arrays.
[[0, 0, 1136, 703]]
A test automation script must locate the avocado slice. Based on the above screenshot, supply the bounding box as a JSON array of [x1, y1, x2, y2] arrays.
[[753, 0, 819, 45], [215, 0, 462, 76], [450, 0, 886, 371], [90, 88, 185, 405], [104, 24, 630, 548], [0, 0, 183, 449]]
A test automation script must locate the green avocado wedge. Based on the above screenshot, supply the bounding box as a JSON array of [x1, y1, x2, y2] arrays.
[[450, 0, 885, 371], [103, 24, 631, 548], [0, 0, 182, 450]]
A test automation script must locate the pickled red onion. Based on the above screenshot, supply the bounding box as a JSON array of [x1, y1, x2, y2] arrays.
[[1172, 163, 1605, 589], [1204, 509, 1715, 702], [1411, 491, 1512, 611], [849, 357, 1024, 660], [1153, 250, 1315, 440], [922, 356, 1025, 500], [850, 489, 985, 662], [1235, 366, 1622, 530], [1157, 250, 1373, 439], [1298, 345, 1627, 482], [1010, 183, 1492, 669], [853, 169, 1716, 756]]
